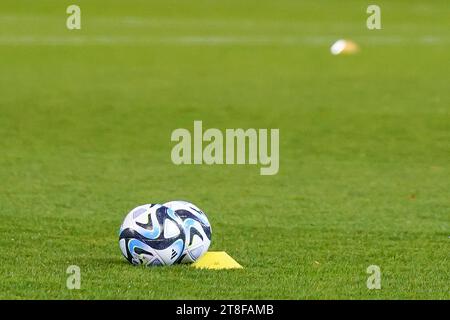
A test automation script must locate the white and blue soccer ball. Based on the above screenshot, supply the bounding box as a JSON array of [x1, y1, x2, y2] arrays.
[[118, 204, 186, 266], [163, 200, 212, 263]]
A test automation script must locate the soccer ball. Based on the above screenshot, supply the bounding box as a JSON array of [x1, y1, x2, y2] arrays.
[[118, 204, 186, 266], [163, 200, 212, 263]]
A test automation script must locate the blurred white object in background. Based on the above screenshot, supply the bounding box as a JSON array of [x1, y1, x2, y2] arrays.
[[330, 39, 360, 55]]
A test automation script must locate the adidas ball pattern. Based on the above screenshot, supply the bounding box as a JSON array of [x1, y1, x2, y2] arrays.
[[119, 204, 186, 266], [119, 201, 212, 266], [163, 201, 212, 263]]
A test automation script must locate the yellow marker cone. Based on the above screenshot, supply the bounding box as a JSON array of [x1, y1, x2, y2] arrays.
[[192, 251, 243, 270]]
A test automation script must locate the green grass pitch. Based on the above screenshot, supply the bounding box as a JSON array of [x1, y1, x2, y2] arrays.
[[0, 0, 448, 299]]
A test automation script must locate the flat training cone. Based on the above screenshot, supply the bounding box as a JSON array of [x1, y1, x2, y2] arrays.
[[192, 251, 243, 270]]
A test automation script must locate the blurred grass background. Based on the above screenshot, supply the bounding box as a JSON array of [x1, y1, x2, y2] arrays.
[[0, 0, 448, 299]]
